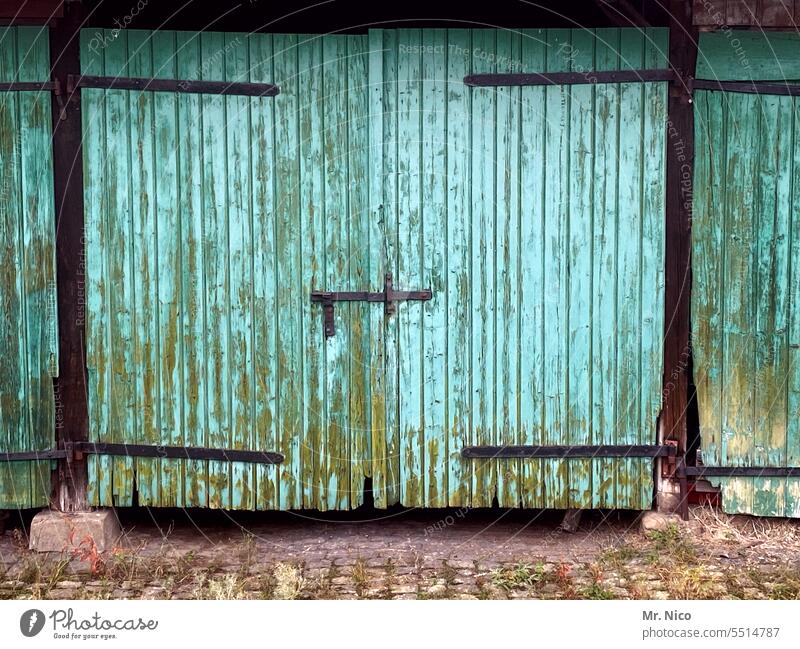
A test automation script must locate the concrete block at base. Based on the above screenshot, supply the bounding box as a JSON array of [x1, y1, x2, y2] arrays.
[[640, 511, 682, 533], [29, 509, 122, 553]]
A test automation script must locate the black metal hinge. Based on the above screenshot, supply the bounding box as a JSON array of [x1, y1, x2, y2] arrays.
[[1, 443, 283, 465], [464, 69, 677, 87], [311, 273, 432, 338], [67, 74, 280, 97], [461, 444, 677, 459]]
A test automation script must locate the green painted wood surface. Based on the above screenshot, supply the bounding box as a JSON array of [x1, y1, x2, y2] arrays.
[[374, 28, 667, 509], [696, 31, 800, 81], [0, 26, 58, 509], [693, 33, 800, 517], [82, 27, 667, 510]]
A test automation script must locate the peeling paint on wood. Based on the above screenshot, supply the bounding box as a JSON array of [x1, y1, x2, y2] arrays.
[[693, 33, 800, 517]]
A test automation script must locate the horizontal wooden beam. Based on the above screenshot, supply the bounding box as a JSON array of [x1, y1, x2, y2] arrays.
[[464, 69, 676, 87]]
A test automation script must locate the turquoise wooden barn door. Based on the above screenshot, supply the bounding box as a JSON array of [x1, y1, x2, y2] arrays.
[[369, 28, 669, 509], [0, 26, 58, 509], [81, 27, 668, 511], [693, 32, 800, 517], [80, 30, 374, 510]]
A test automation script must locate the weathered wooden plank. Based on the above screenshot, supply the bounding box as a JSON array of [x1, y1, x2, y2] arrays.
[[125, 30, 160, 507], [421, 29, 448, 508], [100, 32, 135, 506], [519, 29, 547, 509], [367, 29, 389, 508], [151, 31, 184, 508], [639, 27, 668, 509], [542, 29, 571, 509], [200, 31, 232, 509], [176, 31, 208, 508], [469, 29, 497, 508], [445, 29, 472, 508], [273, 34, 302, 510], [323, 35, 351, 510], [249, 33, 278, 510], [80, 28, 110, 507], [397, 29, 424, 507], [615, 29, 646, 509], [566, 28, 594, 510], [720, 92, 758, 514], [348, 35, 370, 508], [380, 29, 401, 506], [297, 35, 325, 510], [591, 28, 620, 509], [225, 34, 255, 510], [751, 93, 791, 516], [693, 90, 726, 472], [494, 29, 521, 508]]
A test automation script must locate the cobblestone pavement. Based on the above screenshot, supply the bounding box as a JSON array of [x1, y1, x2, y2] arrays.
[[1, 508, 799, 599]]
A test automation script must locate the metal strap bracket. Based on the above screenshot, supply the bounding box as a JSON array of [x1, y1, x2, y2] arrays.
[[461, 444, 677, 459], [2, 443, 283, 464], [311, 273, 432, 338], [464, 68, 677, 87], [67, 74, 280, 97]]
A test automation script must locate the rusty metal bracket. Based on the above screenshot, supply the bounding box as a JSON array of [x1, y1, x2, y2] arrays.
[[660, 439, 679, 477], [311, 273, 432, 338]]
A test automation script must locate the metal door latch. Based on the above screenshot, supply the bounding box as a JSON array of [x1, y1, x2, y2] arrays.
[[311, 273, 432, 338]]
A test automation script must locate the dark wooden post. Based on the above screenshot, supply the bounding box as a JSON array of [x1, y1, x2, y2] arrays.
[[661, 0, 698, 494], [50, 1, 89, 512]]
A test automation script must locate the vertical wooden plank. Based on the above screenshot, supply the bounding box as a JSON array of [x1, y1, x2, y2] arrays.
[[250, 33, 279, 510], [224, 34, 255, 510], [367, 29, 389, 507], [519, 29, 546, 509], [752, 93, 791, 516], [692, 90, 726, 473], [639, 28, 668, 509], [297, 35, 325, 510], [99, 32, 135, 507], [176, 31, 208, 508], [421, 28, 448, 507], [469, 29, 497, 508], [542, 29, 570, 509], [348, 34, 371, 507], [273, 34, 302, 510], [381, 29, 401, 506], [0, 28, 30, 508], [495, 29, 521, 508], [721, 92, 758, 514], [615, 29, 645, 510], [126, 30, 160, 506], [201, 31, 231, 509], [566, 29, 594, 510], [152, 31, 183, 508], [397, 29, 424, 506], [322, 35, 351, 510], [591, 28, 620, 509], [80, 30, 110, 506], [445, 28, 472, 508]]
